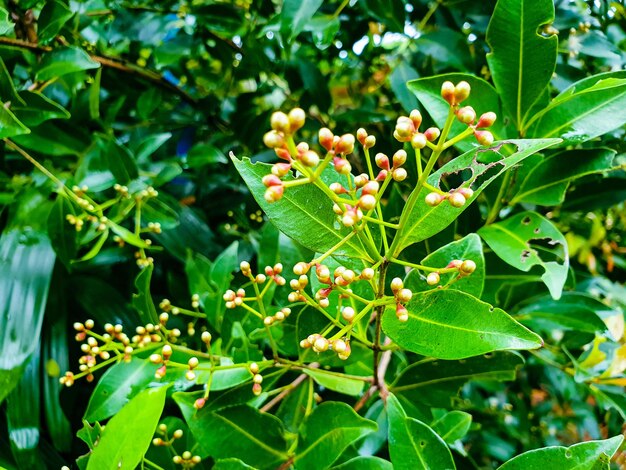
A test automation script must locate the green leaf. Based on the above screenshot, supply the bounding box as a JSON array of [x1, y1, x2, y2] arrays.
[[107, 220, 151, 248], [12, 90, 70, 127], [431, 411, 472, 444], [37, 0, 74, 43], [231, 156, 370, 259], [392, 139, 561, 253], [304, 15, 340, 50], [387, 393, 455, 470], [86, 386, 168, 470], [98, 138, 138, 184], [0, 58, 25, 105], [509, 148, 617, 205], [526, 73, 626, 144], [486, 0, 557, 129], [280, 0, 323, 43], [132, 264, 159, 324], [332, 456, 392, 470], [404, 234, 485, 298], [294, 402, 377, 470], [83, 358, 156, 423], [47, 195, 77, 269], [36, 46, 100, 81], [360, 0, 405, 32], [0, 7, 12, 35], [390, 352, 524, 407], [382, 290, 542, 360], [186, 143, 227, 168], [498, 436, 624, 470], [514, 292, 611, 334], [408, 73, 508, 153], [213, 459, 257, 470], [276, 377, 312, 433], [478, 211, 569, 299], [0, 103, 30, 139], [173, 400, 288, 467], [89, 68, 101, 120], [303, 368, 365, 397], [390, 62, 420, 113]]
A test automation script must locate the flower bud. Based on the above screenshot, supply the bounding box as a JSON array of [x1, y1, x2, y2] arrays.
[[426, 272, 440, 286], [456, 106, 476, 124], [396, 304, 409, 322], [409, 109, 422, 128], [395, 117, 415, 139], [424, 127, 441, 142], [288, 108, 305, 132], [411, 133, 427, 149], [356, 128, 368, 146], [194, 398, 206, 409], [263, 130, 284, 148], [359, 194, 377, 211], [392, 168, 407, 182], [390, 277, 403, 293], [375, 153, 390, 170], [333, 157, 352, 175], [397, 288, 413, 303], [275, 148, 291, 160], [457, 187, 474, 200], [313, 337, 329, 353], [476, 111, 497, 128], [316, 265, 331, 282], [460, 259, 477, 275], [425, 192, 444, 206], [361, 268, 375, 280], [264, 185, 284, 203], [335, 134, 356, 155], [342, 306, 355, 322], [454, 81, 471, 104], [253, 373, 263, 384], [319, 128, 334, 151], [301, 150, 320, 167], [262, 174, 282, 187], [361, 180, 380, 195], [474, 130, 494, 146], [376, 170, 388, 181], [392, 149, 407, 168], [201, 331, 212, 343], [354, 173, 369, 187], [252, 383, 262, 396], [441, 81, 455, 105], [333, 339, 348, 354], [448, 192, 466, 208], [364, 135, 376, 148], [342, 211, 358, 227], [293, 262, 310, 275], [270, 111, 290, 133], [162, 345, 172, 359]]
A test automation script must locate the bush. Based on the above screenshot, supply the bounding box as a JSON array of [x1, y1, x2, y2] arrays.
[[0, 0, 625, 469]]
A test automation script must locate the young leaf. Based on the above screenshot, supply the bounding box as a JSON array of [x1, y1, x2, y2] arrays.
[[390, 352, 524, 408], [36, 47, 100, 81], [294, 402, 377, 470], [231, 155, 370, 259], [526, 74, 626, 144], [509, 148, 617, 206], [382, 290, 542, 360], [392, 139, 561, 254], [478, 211, 569, 299], [486, 0, 558, 130], [404, 234, 485, 298], [431, 411, 472, 444], [408, 74, 508, 152], [86, 385, 168, 470], [303, 368, 365, 397], [386, 393, 456, 470], [498, 435, 624, 470]]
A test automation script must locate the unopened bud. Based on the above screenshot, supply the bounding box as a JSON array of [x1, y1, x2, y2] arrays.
[[448, 192, 466, 208], [271, 162, 291, 177], [476, 111, 497, 128], [319, 128, 334, 151], [375, 153, 390, 170], [270, 111, 290, 133], [457, 187, 474, 200], [392, 168, 407, 182], [441, 81, 455, 105], [263, 130, 284, 148], [424, 127, 441, 142], [390, 277, 403, 293], [426, 272, 440, 286], [396, 304, 409, 322], [264, 185, 284, 203], [301, 150, 320, 167], [356, 128, 368, 145], [460, 259, 477, 274], [456, 106, 476, 124], [425, 192, 444, 206], [333, 339, 348, 354], [392, 149, 407, 168], [288, 108, 305, 132], [411, 133, 427, 149], [454, 81, 471, 104], [474, 130, 494, 146], [409, 109, 422, 128], [361, 181, 380, 195], [359, 194, 377, 210], [361, 268, 375, 280], [262, 174, 282, 187], [364, 135, 376, 148], [313, 337, 329, 352], [335, 134, 355, 155], [342, 306, 355, 322], [397, 288, 413, 303]]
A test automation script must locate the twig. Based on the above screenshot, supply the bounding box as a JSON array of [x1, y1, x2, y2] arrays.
[[260, 367, 315, 413], [354, 384, 378, 412], [0, 37, 198, 105]]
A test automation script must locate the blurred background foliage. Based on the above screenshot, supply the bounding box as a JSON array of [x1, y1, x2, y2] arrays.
[[0, 0, 625, 468]]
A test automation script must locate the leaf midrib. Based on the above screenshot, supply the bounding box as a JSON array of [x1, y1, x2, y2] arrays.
[[213, 412, 287, 459]]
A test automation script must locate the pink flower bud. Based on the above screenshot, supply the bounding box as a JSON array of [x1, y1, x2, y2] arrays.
[[424, 127, 441, 142], [300, 150, 320, 167], [194, 398, 206, 409], [425, 192, 444, 206], [262, 174, 282, 187], [296, 142, 309, 155], [441, 81, 455, 105], [356, 128, 368, 146], [476, 112, 497, 128], [271, 162, 291, 177], [396, 304, 408, 322], [375, 153, 390, 170], [474, 130, 494, 146], [457, 187, 474, 200], [409, 109, 422, 128], [329, 182, 347, 194], [264, 185, 284, 203], [335, 134, 356, 155], [319, 128, 334, 151], [392, 149, 407, 168], [454, 81, 471, 104], [275, 148, 291, 160], [361, 181, 380, 195], [288, 108, 305, 132], [375, 170, 388, 181], [456, 106, 476, 124], [333, 157, 352, 175], [354, 173, 369, 187]]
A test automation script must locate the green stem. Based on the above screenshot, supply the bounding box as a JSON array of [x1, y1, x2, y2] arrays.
[[485, 171, 511, 224]]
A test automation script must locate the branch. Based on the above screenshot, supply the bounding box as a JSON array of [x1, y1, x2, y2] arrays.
[[0, 37, 198, 105]]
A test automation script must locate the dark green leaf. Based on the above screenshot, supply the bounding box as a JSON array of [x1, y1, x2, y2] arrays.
[[294, 402, 377, 470], [387, 393, 455, 470], [89, 68, 101, 120], [280, 0, 323, 43], [213, 459, 257, 470], [382, 290, 542, 359], [478, 211, 569, 299], [0, 7, 12, 35], [0, 57, 25, 105], [390, 62, 419, 113], [431, 411, 472, 444], [303, 368, 365, 396], [47, 195, 77, 268], [36, 46, 100, 81], [12, 90, 70, 127], [486, 0, 557, 129], [37, 0, 74, 43], [498, 436, 624, 470], [186, 143, 227, 168], [86, 385, 168, 470], [0, 103, 30, 139], [332, 456, 392, 470], [360, 0, 405, 32], [132, 264, 159, 325]]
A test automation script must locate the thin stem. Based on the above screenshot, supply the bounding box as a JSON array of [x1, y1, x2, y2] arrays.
[[390, 257, 459, 273], [485, 171, 511, 224], [362, 215, 399, 229]]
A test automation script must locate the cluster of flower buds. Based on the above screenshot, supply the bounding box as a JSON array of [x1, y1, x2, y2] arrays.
[[263, 263, 286, 286], [390, 277, 413, 322], [151, 344, 173, 379], [264, 307, 291, 326], [223, 288, 245, 309], [288, 272, 309, 302], [425, 186, 474, 208], [356, 128, 376, 149], [249, 362, 263, 396], [65, 214, 85, 231], [172, 451, 202, 467], [310, 264, 374, 308], [393, 109, 441, 148], [300, 334, 352, 360], [424, 259, 477, 287], [133, 322, 165, 347], [153, 423, 186, 448], [441, 81, 497, 147]]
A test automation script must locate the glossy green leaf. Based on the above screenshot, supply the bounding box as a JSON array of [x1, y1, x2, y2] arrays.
[[99, 138, 138, 184], [382, 290, 542, 360], [303, 368, 365, 396], [12, 91, 70, 127], [86, 385, 168, 470], [231, 156, 370, 259], [280, 0, 323, 43], [186, 143, 228, 167], [37, 0, 74, 43], [404, 234, 485, 298], [332, 456, 393, 470], [36, 46, 100, 81], [392, 139, 561, 254], [276, 377, 312, 433], [47, 195, 77, 268], [387, 393, 455, 470], [84, 358, 156, 423], [174, 400, 288, 467], [478, 211, 569, 299], [486, 0, 557, 129], [515, 293, 610, 334], [509, 148, 617, 205], [0, 58, 25, 105], [498, 436, 624, 470], [0, 103, 30, 139], [108, 220, 151, 248], [390, 62, 419, 113], [360, 0, 405, 32], [0, 7, 11, 35], [431, 411, 472, 444], [213, 459, 257, 470], [304, 15, 340, 50], [526, 73, 626, 144], [132, 264, 159, 324], [390, 352, 524, 407], [407, 73, 507, 152], [294, 402, 377, 470]]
